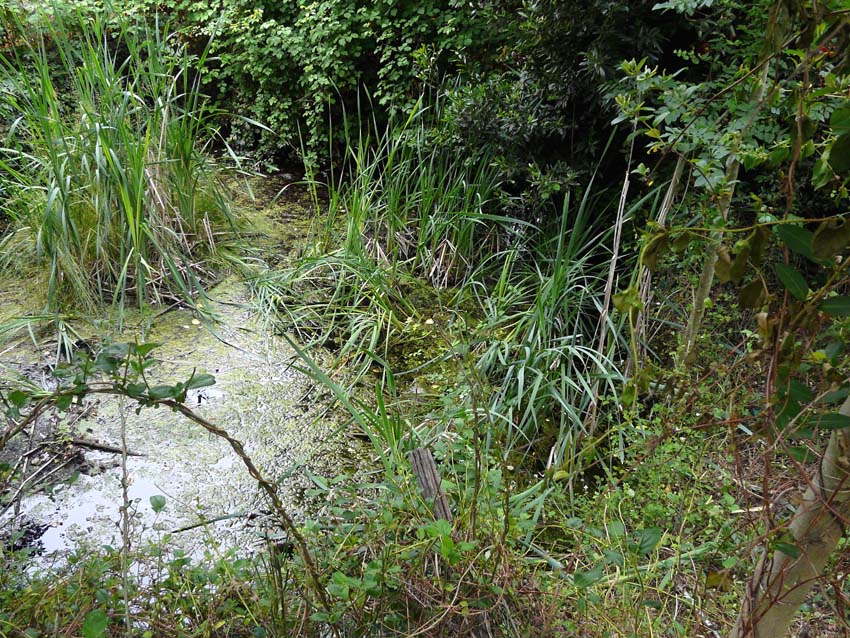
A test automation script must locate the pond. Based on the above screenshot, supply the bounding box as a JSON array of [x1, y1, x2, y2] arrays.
[[0, 180, 360, 568]]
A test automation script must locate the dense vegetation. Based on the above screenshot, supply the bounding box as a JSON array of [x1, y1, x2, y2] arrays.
[[0, 1, 849, 637]]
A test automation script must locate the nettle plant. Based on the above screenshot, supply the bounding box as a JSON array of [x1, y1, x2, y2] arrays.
[[614, 1, 850, 635]]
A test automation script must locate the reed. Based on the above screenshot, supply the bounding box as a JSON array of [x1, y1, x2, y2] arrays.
[[0, 9, 235, 319]]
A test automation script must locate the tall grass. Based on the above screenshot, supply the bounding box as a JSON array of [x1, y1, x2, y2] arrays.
[[315, 98, 511, 287], [466, 189, 625, 481], [0, 9, 235, 317], [252, 97, 639, 487], [251, 101, 515, 377]]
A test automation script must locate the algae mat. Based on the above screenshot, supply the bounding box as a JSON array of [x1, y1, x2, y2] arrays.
[[0, 275, 354, 565]]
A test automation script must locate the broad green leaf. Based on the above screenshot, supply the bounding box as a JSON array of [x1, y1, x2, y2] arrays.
[[785, 379, 814, 405], [785, 446, 816, 463], [133, 342, 160, 357], [775, 263, 809, 301], [150, 495, 166, 513], [768, 145, 790, 165], [327, 581, 349, 600], [574, 563, 604, 588], [102, 343, 130, 359], [125, 383, 146, 397], [636, 527, 663, 555], [705, 570, 733, 591], [440, 535, 459, 564], [809, 413, 850, 430], [603, 549, 624, 567], [620, 380, 638, 407], [775, 225, 818, 262], [186, 373, 216, 390], [828, 134, 850, 173], [606, 521, 625, 539], [830, 107, 850, 133], [821, 296, 850, 317], [822, 388, 849, 405], [82, 610, 108, 638], [8, 390, 28, 408], [774, 542, 802, 559], [148, 385, 178, 400]]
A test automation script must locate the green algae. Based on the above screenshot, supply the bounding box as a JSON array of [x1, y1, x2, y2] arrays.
[[0, 183, 367, 563]]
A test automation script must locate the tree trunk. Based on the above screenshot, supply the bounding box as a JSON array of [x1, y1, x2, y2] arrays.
[[731, 395, 850, 637], [680, 156, 739, 364], [681, 62, 770, 366]]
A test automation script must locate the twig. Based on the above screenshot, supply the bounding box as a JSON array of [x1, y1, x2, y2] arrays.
[[0, 452, 70, 519], [70, 437, 146, 457]]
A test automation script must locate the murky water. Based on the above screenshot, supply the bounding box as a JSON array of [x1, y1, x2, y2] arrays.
[[0, 184, 361, 567]]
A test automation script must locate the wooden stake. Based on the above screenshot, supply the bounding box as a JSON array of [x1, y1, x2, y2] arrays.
[[408, 447, 452, 521]]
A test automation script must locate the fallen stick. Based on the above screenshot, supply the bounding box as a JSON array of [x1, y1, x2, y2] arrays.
[[71, 437, 146, 457]]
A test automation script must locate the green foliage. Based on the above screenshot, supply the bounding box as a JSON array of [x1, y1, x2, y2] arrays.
[[468, 188, 626, 476], [98, 0, 501, 164], [0, 9, 236, 317], [249, 102, 508, 381]]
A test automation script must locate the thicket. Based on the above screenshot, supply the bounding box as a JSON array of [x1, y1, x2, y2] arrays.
[[1, 0, 849, 637]]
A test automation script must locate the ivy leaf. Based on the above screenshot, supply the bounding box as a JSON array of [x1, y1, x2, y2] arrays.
[[820, 296, 850, 317], [775, 264, 809, 301], [150, 495, 167, 513]]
